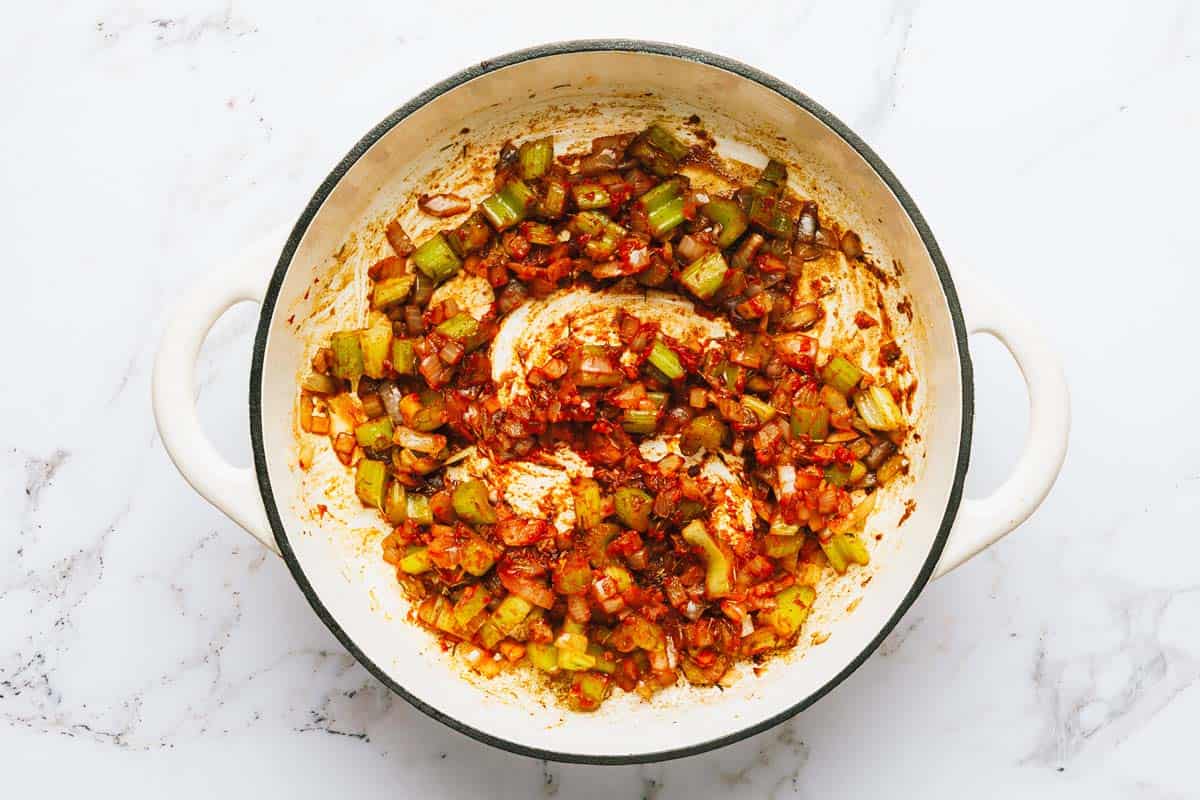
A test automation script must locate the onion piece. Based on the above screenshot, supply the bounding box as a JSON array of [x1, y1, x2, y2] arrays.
[[418, 193, 471, 217]]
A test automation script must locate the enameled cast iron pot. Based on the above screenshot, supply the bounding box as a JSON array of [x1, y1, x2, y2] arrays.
[[152, 41, 1069, 763]]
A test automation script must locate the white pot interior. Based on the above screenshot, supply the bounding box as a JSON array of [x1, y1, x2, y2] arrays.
[[255, 47, 966, 760]]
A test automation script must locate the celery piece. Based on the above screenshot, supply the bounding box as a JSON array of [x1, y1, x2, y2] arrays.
[[746, 194, 795, 239], [526, 641, 559, 674], [603, 565, 633, 593], [435, 312, 480, 341], [480, 180, 535, 231], [637, 178, 686, 239], [446, 211, 492, 257], [680, 414, 727, 454], [476, 621, 503, 650], [492, 594, 533, 635], [758, 585, 815, 638], [522, 221, 557, 245], [355, 459, 388, 509], [330, 330, 364, 380], [825, 460, 868, 487], [702, 198, 749, 249], [822, 356, 863, 395], [384, 481, 407, 525], [391, 338, 416, 375], [569, 671, 610, 711], [555, 630, 588, 653], [572, 183, 611, 210], [614, 487, 653, 532], [403, 390, 447, 432], [790, 406, 829, 441], [584, 523, 619, 567], [628, 135, 677, 177], [621, 408, 659, 435], [572, 478, 606, 531], [398, 545, 432, 575], [371, 275, 414, 311], [645, 124, 689, 160], [540, 180, 568, 219], [646, 391, 668, 409], [411, 232, 462, 282], [452, 479, 497, 525], [647, 339, 684, 380], [553, 554, 592, 596], [680, 520, 733, 598], [742, 395, 777, 423], [742, 627, 780, 657], [763, 533, 804, 558], [301, 372, 338, 395], [460, 535, 498, 576], [453, 585, 491, 629], [557, 648, 597, 672], [820, 533, 870, 574], [355, 417, 394, 450], [568, 211, 626, 260], [855, 385, 905, 431], [518, 136, 554, 181], [359, 318, 393, 379], [586, 644, 617, 674], [679, 251, 729, 300], [623, 614, 664, 651], [405, 493, 433, 525], [759, 159, 788, 193]]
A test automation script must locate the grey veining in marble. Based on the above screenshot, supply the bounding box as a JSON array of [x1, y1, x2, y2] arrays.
[[2, 0, 1198, 796]]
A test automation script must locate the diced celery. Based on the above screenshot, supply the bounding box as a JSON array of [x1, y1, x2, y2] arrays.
[[476, 621, 503, 650], [359, 318, 393, 379], [330, 330, 364, 380], [436, 312, 480, 341], [301, 372, 338, 395], [855, 385, 905, 431], [759, 159, 788, 192], [822, 356, 863, 395], [742, 627, 780, 656], [492, 595, 534, 635], [763, 533, 804, 558], [557, 648, 597, 671], [452, 479, 497, 525], [621, 408, 659, 435], [453, 585, 491, 629], [742, 395, 777, 423], [411, 232, 462, 282], [586, 644, 617, 674], [702, 198, 749, 249], [825, 460, 866, 487], [460, 535, 498, 576], [680, 520, 733, 598], [569, 671, 610, 711], [518, 136, 554, 181], [526, 641, 559, 674], [405, 493, 433, 525], [790, 406, 829, 440], [355, 417, 393, 450], [645, 124, 689, 160], [637, 179, 685, 239], [371, 275, 414, 311], [446, 211, 492, 257], [540, 180, 568, 219], [571, 183, 611, 210], [679, 251, 729, 300], [820, 533, 870, 573], [614, 487, 652, 532], [480, 180, 535, 231], [572, 478, 605, 531], [647, 339, 684, 380], [355, 458, 388, 508], [384, 481, 407, 525], [391, 338, 415, 375], [568, 211, 626, 260], [758, 585, 816, 639], [680, 414, 727, 454], [603, 565, 633, 593], [398, 545, 432, 574]]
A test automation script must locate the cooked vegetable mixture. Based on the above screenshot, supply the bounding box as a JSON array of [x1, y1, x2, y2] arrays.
[[297, 123, 910, 711]]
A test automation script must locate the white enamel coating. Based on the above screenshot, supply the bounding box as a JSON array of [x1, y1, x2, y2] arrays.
[[151, 47, 1069, 760]]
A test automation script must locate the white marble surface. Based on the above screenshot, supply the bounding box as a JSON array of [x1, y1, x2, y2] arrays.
[[3, 0, 1198, 796]]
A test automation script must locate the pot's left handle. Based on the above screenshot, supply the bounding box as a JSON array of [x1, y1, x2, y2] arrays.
[[152, 231, 288, 557]]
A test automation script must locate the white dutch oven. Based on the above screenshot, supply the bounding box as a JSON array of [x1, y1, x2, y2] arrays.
[[152, 41, 1069, 763]]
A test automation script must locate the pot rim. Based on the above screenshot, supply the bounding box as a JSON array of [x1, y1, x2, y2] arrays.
[[248, 38, 974, 765]]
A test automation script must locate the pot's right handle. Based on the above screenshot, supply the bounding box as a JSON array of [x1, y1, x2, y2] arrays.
[[932, 269, 1070, 579], [152, 230, 288, 557]]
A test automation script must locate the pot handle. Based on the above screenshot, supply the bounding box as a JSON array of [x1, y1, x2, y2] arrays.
[[152, 231, 287, 556], [932, 269, 1070, 579]]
